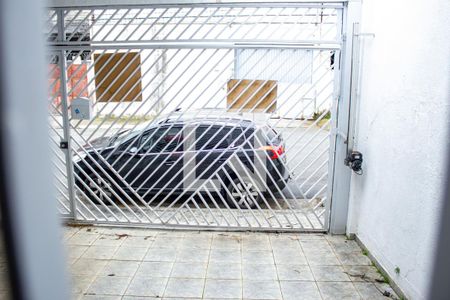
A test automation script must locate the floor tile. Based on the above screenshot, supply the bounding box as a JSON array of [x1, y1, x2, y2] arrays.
[[242, 250, 274, 265], [82, 246, 118, 260], [125, 277, 168, 297], [273, 249, 307, 265], [93, 234, 126, 247], [135, 261, 173, 278], [113, 246, 148, 261], [311, 265, 351, 282], [179, 236, 212, 249], [343, 265, 385, 282], [207, 262, 241, 279], [71, 258, 108, 276], [120, 236, 155, 248], [176, 248, 209, 262], [306, 252, 341, 266], [276, 264, 314, 281], [151, 236, 182, 249], [171, 262, 207, 278], [144, 248, 177, 262], [86, 276, 131, 296], [204, 279, 242, 299], [68, 232, 99, 246], [243, 280, 282, 299], [80, 295, 121, 300], [66, 245, 89, 260], [100, 260, 140, 277], [242, 263, 277, 280], [164, 278, 205, 298], [336, 252, 372, 266], [280, 281, 322, 300], [70, 275, 95, 295], [317, 282, 361, 299], [354, 282, 393, 299], [211, 234, 242, 250], [209, 249, 241, 263]]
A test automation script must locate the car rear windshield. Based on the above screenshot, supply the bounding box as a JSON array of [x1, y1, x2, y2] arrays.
[[195, 125, 245, 150]]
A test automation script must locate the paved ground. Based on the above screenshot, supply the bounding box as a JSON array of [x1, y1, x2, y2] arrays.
[[63, 226, 399, 300]]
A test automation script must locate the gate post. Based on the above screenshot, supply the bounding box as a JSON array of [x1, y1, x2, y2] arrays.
[[328, 0, 361, 234], [56, 9, 77, 220]]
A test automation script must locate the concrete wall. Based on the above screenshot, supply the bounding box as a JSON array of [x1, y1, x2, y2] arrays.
[[347, 0, 450, 299]]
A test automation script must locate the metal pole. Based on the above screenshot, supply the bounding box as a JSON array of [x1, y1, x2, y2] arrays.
[[57, 9, 78, 219]]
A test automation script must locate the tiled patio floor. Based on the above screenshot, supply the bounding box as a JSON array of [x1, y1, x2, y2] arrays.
[[64, 226, 399, 300]]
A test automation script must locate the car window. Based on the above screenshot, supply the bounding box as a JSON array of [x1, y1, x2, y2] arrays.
[[140, 126, 183, 153], [195, 126, 243, 150]]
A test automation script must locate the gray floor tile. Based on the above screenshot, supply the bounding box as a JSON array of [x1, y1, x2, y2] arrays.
[[243, 280, 282, 299], [120, 236, 155, 248], [317, 282, 361, 299], [242, 264, 278, 281], [354, 282, 393, 300], [207, 262, 241, 279], [273, 249, 307, 265], [204, 279, 242, 299], [80, 295, 121, 300], [144, 248, 177, 262], [336, 252, 372, 266], [125, 277, 168, 297], [179, 236, 212, 249], [66, 245, 89, 260], [176, 248, 209, 262], [70, 275, 95, 295], [280, 281, 322, 300], [164, 278, 205, 298], [113, 246, 148, 261], [311, 265, 351, 282], [93, 234, 126, 247], [171, 262, 207, 278], [209, 249, 241, 263], [306, 252, 341, 266], [135, 261, 173, 278], [242, 236, 271, 251], [68, 233, 99, 246], [242, 250, 274, 265], [100, 260, 140, 277], [343, 265, 385, 282], [82, 245, 118, 260], [71, 258, 108, 276], [86, 276, 131, 296], [211, 234, 242, 250], [151, 236, 182, 249], [276, 264, 314, 281]]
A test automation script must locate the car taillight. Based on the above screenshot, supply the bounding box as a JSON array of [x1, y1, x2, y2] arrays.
[[259, 145, 284, 160]]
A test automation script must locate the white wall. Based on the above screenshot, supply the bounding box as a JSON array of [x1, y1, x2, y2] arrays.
[[347, 0, 450, 299]]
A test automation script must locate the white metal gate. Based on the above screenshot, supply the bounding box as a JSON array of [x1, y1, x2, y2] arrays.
[[46, 2, 345, 231]]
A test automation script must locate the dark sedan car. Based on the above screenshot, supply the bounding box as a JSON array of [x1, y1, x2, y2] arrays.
[[74, 116, 288, 208]]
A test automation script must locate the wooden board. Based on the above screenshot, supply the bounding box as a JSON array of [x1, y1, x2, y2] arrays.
[[93, 52, 142, 102], [227, 79, 277, 113]]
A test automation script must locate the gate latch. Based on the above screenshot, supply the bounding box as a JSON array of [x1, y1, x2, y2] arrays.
[[345, 151, 363, 175], [59, 141, 68, 149]]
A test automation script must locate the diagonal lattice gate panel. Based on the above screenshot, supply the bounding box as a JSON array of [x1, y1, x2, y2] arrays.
[[47, 2, 343, 231]]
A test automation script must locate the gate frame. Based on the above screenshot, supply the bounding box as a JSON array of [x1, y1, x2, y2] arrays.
[[328, 0, 361, 234], [49, 0, 356, 232]]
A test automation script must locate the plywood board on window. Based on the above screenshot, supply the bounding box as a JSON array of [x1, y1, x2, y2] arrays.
[[227, 79, 277, 113], [93, 52, 142, 102]]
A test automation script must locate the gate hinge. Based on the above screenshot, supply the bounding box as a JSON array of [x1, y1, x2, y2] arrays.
[[332, 129, 348, 143]]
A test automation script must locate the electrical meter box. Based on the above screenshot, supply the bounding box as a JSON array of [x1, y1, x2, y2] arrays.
[[71, 97, 93, 120]]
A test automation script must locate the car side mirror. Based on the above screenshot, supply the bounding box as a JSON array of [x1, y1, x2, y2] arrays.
[[129, 147, 138, 153]]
